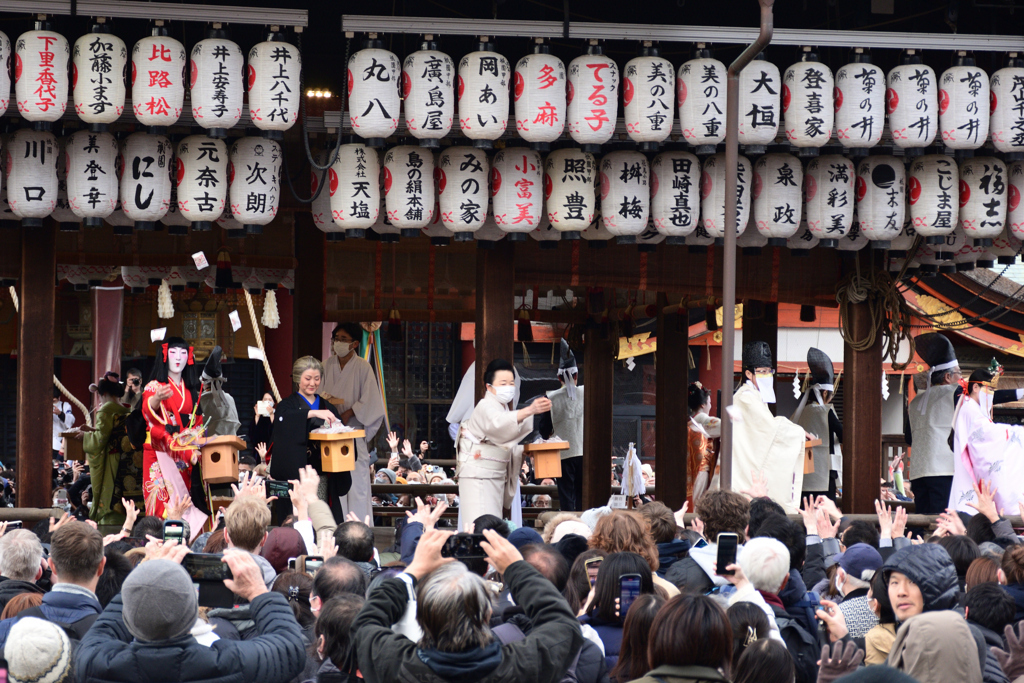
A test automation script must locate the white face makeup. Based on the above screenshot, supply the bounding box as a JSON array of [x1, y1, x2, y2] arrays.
[[167, 346, 189, 375]]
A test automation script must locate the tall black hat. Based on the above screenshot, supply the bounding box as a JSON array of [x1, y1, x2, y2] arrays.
[[558, 339, 578, 372], [807, 348, 834, 386], [743, 341, 773, 370], [915, 332, 957, 369]]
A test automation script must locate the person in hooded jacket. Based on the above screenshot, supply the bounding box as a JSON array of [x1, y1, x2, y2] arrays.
[[639, 502, 691, 578], [888, 611, 982, 683], [667, 490, 749, 595]]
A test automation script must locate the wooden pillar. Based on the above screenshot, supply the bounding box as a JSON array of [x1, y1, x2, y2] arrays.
[[843, 294, 883, 515], [656, 292, 689, 512], [583, 322, 614, 510], [18, 223, 56, 508], [293, 212, 326, 362], [474, 241, 514, 400], [742, 299, 779, 413]]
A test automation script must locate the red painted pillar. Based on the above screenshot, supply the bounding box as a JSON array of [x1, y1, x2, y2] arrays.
[[264, 290, 293, 398]]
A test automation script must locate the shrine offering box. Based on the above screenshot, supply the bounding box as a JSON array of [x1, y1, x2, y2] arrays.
[[524, 441, 570, 479], [200, 435, 247, 484], [309, 430, 365, 473], [60, 432, 85, 461], [804, 438, 822, 475]]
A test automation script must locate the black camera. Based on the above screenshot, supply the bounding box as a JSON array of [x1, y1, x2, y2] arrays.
[[441, 533, 487, 560]]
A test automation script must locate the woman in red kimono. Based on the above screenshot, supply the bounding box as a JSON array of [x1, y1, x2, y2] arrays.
[[142, 337, 203, 519]]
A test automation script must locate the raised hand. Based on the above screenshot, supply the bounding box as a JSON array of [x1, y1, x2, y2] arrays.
[[386, 431, 399, 451], [967, 479, 1000, 522], [816, 507, 840, 539], [740, 470, 769, 499], [674, 501, 689, 529], [816, 641, 863, 683]]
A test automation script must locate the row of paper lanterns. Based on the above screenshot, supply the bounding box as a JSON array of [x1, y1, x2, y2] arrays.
[[0, 128, 281, 232], [306, 140, 1024, 252], [344, 40, 1024, 155], [0, 24, 300, 136]]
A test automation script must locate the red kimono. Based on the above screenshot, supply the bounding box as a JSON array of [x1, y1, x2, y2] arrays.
[[142, 379, 202, 518]]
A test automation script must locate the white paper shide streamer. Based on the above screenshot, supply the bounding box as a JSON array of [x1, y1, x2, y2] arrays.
[[545, 148, 595, 235], [514, 49, 566, 146], [177, 135, 227, 226], [736, 57, 780, 150], [701, 152, 751, 237], [132, 32, 186, 129], [66, 130, 118, 225], [886, 54, 938, 149], [908, 155, 958, 240], [330, 143, 380, 233], [5, 129, 57, 225], [492, 148, 543, 234], [804, 155, 854, 246], [835, 55, 884, 149], [229, 137, 281, 233], [402, 44, 454, 146], [855, 156, 905, 245], [753, 153, 803, 243], [15, 29, 69, 123], [939, 57, 990, 150], [347, 43, 400, 144], [457, 45, 510, 144], [651, 151, 700, 240], [567, 48, 618, 148], [438, 146, 486, 237], [72, 29, 127, 127], [783, 50, 834, 149], [959, 157, 1007, 245], [677, 49, 727, 152], [623, 52, 674, 147], [384, 145, 436, 234], [247, 39, 301, 135], [190, 35, 244, 135]]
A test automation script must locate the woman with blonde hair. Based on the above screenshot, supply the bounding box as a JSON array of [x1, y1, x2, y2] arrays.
[[589, 509, 680, 597], [269, 356, 345, 519]]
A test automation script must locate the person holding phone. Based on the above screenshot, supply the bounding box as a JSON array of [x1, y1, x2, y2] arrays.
[[578, 552, 655, 671]]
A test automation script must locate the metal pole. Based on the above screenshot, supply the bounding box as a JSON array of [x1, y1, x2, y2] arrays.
[[720, 0, 774, 492]]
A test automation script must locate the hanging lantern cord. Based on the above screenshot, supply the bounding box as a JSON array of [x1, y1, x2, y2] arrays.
[[281, 34, 351, 203]]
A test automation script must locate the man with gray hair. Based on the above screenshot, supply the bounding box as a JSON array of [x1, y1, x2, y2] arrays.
[[0, 530, 45, 613], [353, 527, 583, 683]]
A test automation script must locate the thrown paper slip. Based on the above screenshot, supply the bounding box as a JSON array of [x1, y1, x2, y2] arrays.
[[608, 494, 627, 509], [247, 346, 265, 361], [533, 435, 566, 444], [626, 357, 636, 371], [229, 310, 242, 332], [192, 251, 210, 270], [725, 404, 744, 423], [151, 327, 167, 342], [310, 423, 356, 434]]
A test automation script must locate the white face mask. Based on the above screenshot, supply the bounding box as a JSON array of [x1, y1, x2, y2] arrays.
[[333, 340, 354, 357], [492, 385, 515, 404], [755, 373, 776, 404]]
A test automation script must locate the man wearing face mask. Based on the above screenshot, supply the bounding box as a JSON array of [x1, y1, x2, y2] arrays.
[[730, 341, 809, 514], [949, 368, 1024, 515], [319, 323, 385, 524], [457, 359, 551, 525]]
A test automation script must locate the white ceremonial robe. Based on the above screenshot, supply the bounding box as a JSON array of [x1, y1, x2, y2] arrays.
[[319, 353, 385, 522], [732, 382, 807, 514], [950, 395, 1024, 515], [457, 391, 533, 526]]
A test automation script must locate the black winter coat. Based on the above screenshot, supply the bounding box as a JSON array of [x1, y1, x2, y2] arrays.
[[76, 592, 306, 683], [0, 577, 45, 615], [881, 544, 959, 612]]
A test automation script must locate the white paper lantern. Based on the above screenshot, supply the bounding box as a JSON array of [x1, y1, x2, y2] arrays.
[[804, 155, 855, 246], [120, 266, 148, 292], [545, 148, 596, 235], [371, 195, 400, 242], [650, 150, 700, 243], [835, 53, 885, 150], [990, 56, 1024, 155], [855, 155, 905, 246], [229, 137, 281, 234], [990, 226, 1022, 264], [347, 41, 400, 145], [457, 43, 510, 147], [835, 214, 868, 253], [783, 49, 834, 150], [330, 143, 380, 235], [514, 47, 566, 148], [475, 200, 506, 243], [4, 129, 57, 225], [310, 164, 335, 235], [567, 47, 618, 149], [53, 138, 79, 230], [951, 225, 982, 270], [72, 27, 126, 128], [131, 30, 185, 130], [886, 52, 938, 150], [15, 28, 69, 123], [959, 156, 1007, 245], [0, 32, 10, 117], [492, 147, 542, 237], [889, 221, 917, 257], [120, 132, 171, 229], [599, 151, 648, 240], [701, 152, 751, 238], [686, 225, 716, 249], [402, 43, 454, 147], [637, 218, 666, 251], [677, 48, 727, 153], [1010, 160, 1024, 242], [752, 153, 803, 244], [787, 221, 820, 254], [176, 135, 227, 228], [217, 206, 245, 237], [736, 56, 780, 151], [737, 224, 767, 254], [907, 154, 958, 241], [623, 49, 674, 149], [161, 177, 192, 234], [939, 55, 990, 150], [190, 33, 244, 136], [436, 145, 485, 238], [423, 196, 451, 245], [383, 145, 435, 236], [529, 218, 561, 246], [580, 212, 612, 244], [246, 38, 301, 137], [171, 263, 204, 289]]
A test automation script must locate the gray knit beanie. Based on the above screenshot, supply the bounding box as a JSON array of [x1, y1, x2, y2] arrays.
[[4, 617, 72, 683], [121, 559, 199, 642]]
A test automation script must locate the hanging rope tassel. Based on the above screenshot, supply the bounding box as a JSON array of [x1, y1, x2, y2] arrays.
[[243, 289, 282, 402], [9, 285, 92, 428], [261, 289, 280, 329]]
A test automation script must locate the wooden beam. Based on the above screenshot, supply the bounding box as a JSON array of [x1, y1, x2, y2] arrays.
[[293, 212, 326, 361], [843, 273, 883, 515], [583, 322, 614, 510], [18, 223, 56, 508], [474, 241, 515, 401], [656, 292, 689, 512], [326, 309, 476, 323], [55, 252, 297, 269]]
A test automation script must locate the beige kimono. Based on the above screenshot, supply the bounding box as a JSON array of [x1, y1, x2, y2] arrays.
[[457, 391, 533, 524]]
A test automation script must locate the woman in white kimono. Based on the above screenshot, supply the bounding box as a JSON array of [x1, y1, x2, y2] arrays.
[[457, 359, 550, 525], [949, 368, 1024, 515]]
